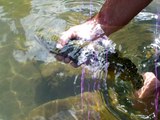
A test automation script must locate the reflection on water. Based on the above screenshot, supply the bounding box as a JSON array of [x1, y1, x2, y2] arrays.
[[0, 0, 159, 120]]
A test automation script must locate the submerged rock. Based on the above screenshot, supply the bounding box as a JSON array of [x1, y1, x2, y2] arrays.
[[25, 92, 118, 120]]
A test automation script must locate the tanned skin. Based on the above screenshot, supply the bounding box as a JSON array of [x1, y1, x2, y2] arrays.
[[96, 0, 153, 35]]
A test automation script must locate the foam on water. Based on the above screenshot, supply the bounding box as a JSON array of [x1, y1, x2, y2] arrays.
[[77, 38, 116, 72]]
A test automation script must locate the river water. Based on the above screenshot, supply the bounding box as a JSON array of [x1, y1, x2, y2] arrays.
[[0, 0, 159, 120]]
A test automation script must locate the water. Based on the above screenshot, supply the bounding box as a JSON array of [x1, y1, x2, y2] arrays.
[[0, 0, 159, 120]]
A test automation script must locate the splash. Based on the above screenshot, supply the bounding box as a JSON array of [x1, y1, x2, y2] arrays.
[[77, 38, 116, 72], [35, 32, 144, 89]]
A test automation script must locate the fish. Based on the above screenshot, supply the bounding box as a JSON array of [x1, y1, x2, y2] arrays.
[[34, 33, 144, 90]]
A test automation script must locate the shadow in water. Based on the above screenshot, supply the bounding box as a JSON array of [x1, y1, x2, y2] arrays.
[[35, 73, 76, 105], [34, 69, 96, 105]]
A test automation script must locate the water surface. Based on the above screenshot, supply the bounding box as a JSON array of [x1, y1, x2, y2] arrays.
[[0, 0, 159, 120]]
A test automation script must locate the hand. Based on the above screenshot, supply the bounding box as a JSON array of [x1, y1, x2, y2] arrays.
[[56, 17, 105, 67], [135, 72, 160, 99], [133, 72, 160, 113]]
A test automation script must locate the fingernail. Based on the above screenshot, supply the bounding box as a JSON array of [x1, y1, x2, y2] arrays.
[[56, 43, 63, 49]]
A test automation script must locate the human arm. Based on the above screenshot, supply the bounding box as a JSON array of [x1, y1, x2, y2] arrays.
[[97, 0, 153, 35], [56, 0, 152, 66]]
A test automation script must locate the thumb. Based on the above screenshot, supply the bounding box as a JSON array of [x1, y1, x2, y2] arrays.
[[57, 30, 77, 48]]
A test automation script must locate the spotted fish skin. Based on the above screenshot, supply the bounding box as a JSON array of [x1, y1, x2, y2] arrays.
[[34, 34, 143, 89]]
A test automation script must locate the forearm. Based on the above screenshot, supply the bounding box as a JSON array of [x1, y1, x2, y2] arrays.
[[96, 0, 153, 36]]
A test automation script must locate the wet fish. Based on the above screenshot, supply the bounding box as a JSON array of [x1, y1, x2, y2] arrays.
[[34, 34, 143, 90]]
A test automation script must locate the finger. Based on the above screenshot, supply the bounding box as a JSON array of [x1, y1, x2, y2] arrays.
[[142, 72, 155, 80], [60, 31, 74, 43], [56, 43, 63, 49], [64, 57, 71, 63], [55, 55, 64, 61], [60, 28, 78, 41], [70, 62, 79, 68]]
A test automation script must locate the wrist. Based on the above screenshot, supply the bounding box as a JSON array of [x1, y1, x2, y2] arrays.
[[84, 16, 106, 41], [94, 13, 123, 36]]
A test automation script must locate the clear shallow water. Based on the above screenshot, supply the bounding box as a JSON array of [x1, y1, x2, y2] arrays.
[[0, 0, 159, 120]]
